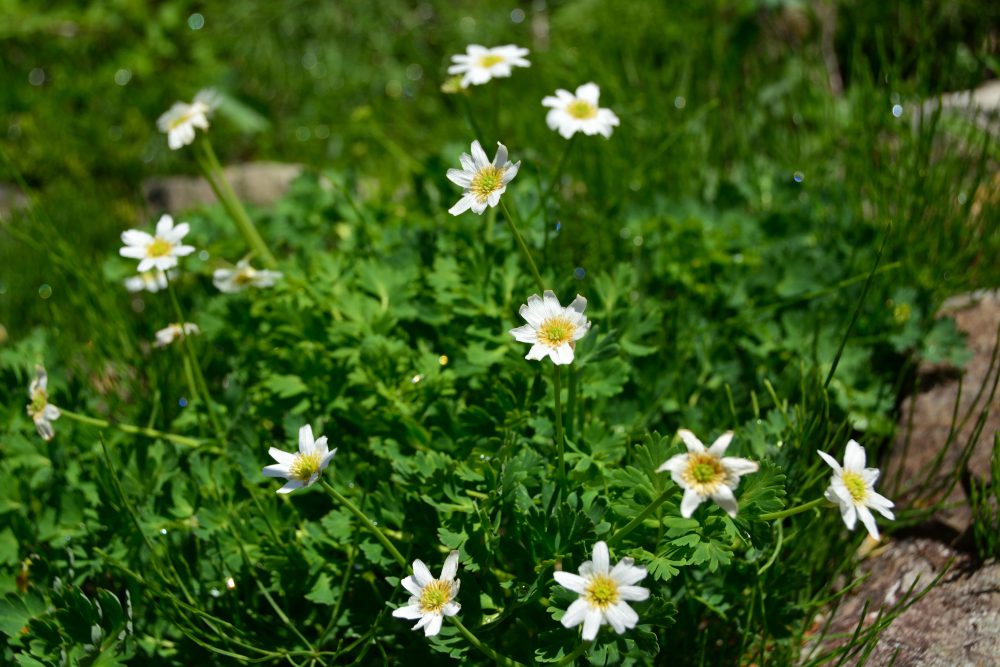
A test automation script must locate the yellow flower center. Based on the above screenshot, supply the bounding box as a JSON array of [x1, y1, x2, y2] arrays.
[[168, 111, 195, 130], [538, 316, 576, 348], [418, 580, 453, 614], [477, 54, 505, 68], [566, 99, 598, 120], [147, 238, 174, 258], [842, 471, 868, 504], [28, 390, 48, 418], [682, 452, 725, 493], [584, 574, 619, 610], [470, 165, 506, 202], [289, 452, 323, 482], [233, 270, 256, 286]]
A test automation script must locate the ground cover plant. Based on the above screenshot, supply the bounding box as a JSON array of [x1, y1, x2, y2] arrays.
[[2, 1, 999, 665]]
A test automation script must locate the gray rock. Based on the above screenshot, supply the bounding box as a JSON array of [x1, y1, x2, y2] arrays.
[[889, 291, 1000, 533], [815, 539, 1000, 666], [143, 162, 303, 214], [920, 80, 1000, 137]]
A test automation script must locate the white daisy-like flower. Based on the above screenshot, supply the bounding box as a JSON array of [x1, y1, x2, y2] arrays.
[[817, 440, 895, 541], [119, 214, 196, 273], [391, 550, 461, 637], [554, 541, 649, 641], [509, 290, 591, 365], [156, 88, 220, 150], [262, 424, 337, 494], [542, 83, 621, 139], [124, 270, 169, 293], [26, 365, 60, 441], [154, 322, 200, 348], [656, 429, 759, 518], [447, 140, 520, 216], [213, 259, 284, 293], [447, 44, 530, 88]]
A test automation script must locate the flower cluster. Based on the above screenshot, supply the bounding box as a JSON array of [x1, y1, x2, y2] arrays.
[[157, 88, 219, 150]]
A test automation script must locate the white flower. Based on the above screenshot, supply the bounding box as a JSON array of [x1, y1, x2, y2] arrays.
[[262, 424, 337, 494], [213, 260, 284, 293], [120, 214, 196, 273], [542, 83, 620, 139], [818, 440, 895, 540], [447, 140, 520, 216], [554, 541, 649, 641], [156, 88, 219, 150], [509, 290, 591, 365], [656, 429, 759, 518], [392, 550, 462, 637], [154, 322, 200, 348], [448, 44, 530, 88], [124, 270, 169, 293], [26, 365, 60, 441]]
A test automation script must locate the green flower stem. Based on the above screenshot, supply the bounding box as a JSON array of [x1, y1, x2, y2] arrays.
[[555, 640, 592, 666], [166, 281, 225, 441], [607, 487, 674, 548], [553, 364, 566, 492], [566, 367, 578, 440], [758, 497, 827, 521], [449, 616, 527, 667], [500, 199, 545, 293], [320, 480, 407, 569], [61, 409, 204, 448], [196, 138, 278, 269], [531, 135, 576, 222]]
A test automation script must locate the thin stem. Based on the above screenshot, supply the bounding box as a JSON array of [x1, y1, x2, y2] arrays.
[[555, 641, 592, 666], [607, 487, 673, 547], [553, 365, 566, 492], [758, 497, 827, 522], [197, 138, 278, 269], [60, 408, 204, 448], [531, 135, 576, 221], [566, 367, 578, 440], [320, 480, 407, 569], [449, 617, 527, 667], [166, 281, 225, 440], [499, 199, 544, 293]]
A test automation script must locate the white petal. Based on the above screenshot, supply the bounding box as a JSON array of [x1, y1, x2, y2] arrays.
[[591, 541, 610, 574], [560, 599, 590, 628], [440, 551, 460, 580], [575, 82, 601, 105], [816, 449, 842, 473], [470, 141, 489, 169], [610, 559, 647, 586], [493, 142, 508, 167], [553, 571, 588, 594], [43, 404, 61, 421], [446, 168, 472, 187], [677, 429, 705, 453], [567, 295, 587, 314], [319, 448, 337, 471], [656, 453, 688, 475], [262, 463, 290, 478], [605, 601, 638, 634], [412, 560, 433, 587], [711, 485, 739, 517], [680, 489, 703, 518], [840, 501, 858, 530], [276, 480, 304, 494], [155, 214, 174, 237], [844, 440, 866, 471], [550, 343, 575, 365], [442, 601, 461, 616], [525, 343, 549, 361], [401, 576, 422, 597], [423, 614, 443, 637], [856, 505, 880, 540], [722, 457, 759, 479], [298, 424, 315, 454], [269, 447, 295, 464], [165, 222, 190, 243], [542, 290, 562, 316], [121, 229, 153, 246], [617, 585, 649, 602], [392, 604, 423, 620], [707, 431, 734, 456], [581, 609, 603, 641], [448, 194, 474, 216], [867, 492, 895, 519], [509, 324, 538, 343]]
